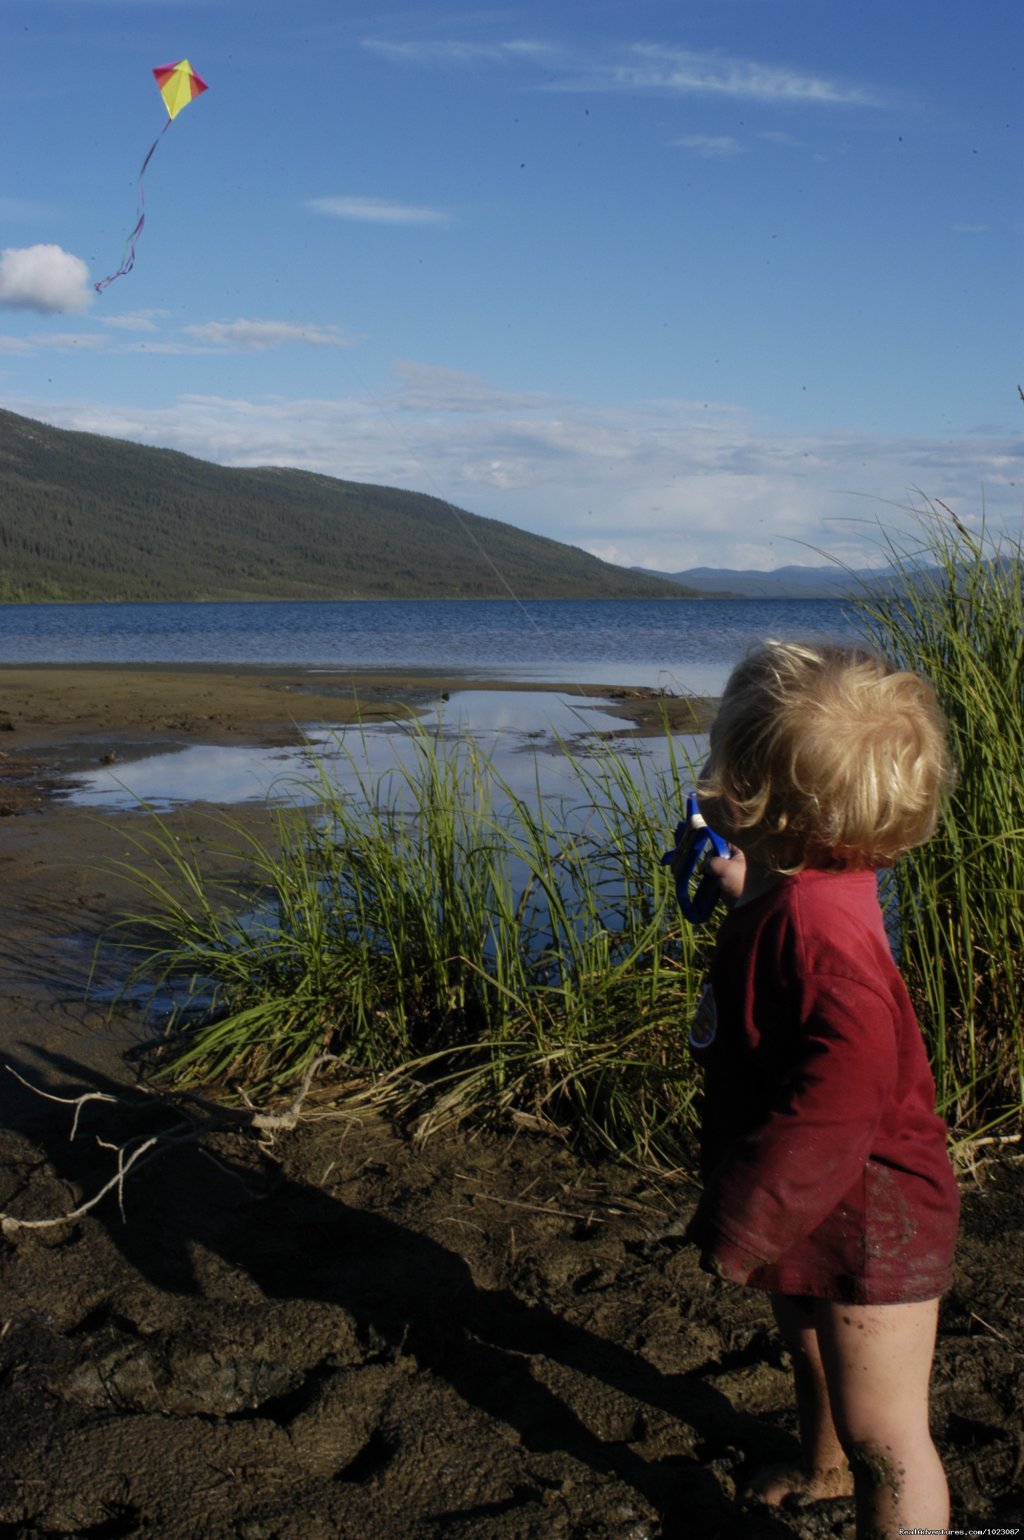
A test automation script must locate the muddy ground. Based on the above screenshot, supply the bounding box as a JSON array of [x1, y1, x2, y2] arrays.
[[0, 667, 1021, 1539]]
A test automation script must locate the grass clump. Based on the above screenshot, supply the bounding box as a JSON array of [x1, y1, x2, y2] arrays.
[[111, 724, 709, 1163], [852, 505, 1024, 1135], [108, 503, 1024, 1158]]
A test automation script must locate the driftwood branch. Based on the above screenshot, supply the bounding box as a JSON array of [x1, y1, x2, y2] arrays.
[[4, 1135, 162, 1232], [5, 1066, 119, 1139], [0, 1056, 343, 1237]]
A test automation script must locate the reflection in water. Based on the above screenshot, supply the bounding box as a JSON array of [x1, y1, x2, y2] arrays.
[[66, 691, 707, 814], [73, 690, 709, 1025]]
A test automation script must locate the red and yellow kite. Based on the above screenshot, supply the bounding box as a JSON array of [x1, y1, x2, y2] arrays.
[[95, 60, 208, 293], [152, 59, 208, 121]]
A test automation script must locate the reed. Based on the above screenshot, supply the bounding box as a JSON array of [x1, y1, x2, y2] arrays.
[[110, 722, 710, 1161], [110, 509, 1024, 1156], [852, 506, 1024, 1134]]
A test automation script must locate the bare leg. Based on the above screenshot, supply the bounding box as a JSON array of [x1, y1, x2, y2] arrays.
[[744, 1294, 854, 1506], [815, 1297, 947, 1539]]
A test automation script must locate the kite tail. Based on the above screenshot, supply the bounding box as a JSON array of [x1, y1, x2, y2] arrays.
[[94, 121, 170, 293]]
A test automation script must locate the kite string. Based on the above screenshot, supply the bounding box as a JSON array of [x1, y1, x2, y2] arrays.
[[340, 350, 591, 698], [95, 118, 172, 293]]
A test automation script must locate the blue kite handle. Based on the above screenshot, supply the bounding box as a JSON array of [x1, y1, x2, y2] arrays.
[[661, 792, 731, 924]]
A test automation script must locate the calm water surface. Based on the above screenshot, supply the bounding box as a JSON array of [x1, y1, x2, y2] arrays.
[[67, 692, 652, 810], [0, 597, 857, 692]]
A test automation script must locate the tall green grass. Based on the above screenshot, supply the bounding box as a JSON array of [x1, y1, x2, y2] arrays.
[[108, 508, 1024, 1157], [852, 507, 1024, 1134], [111, 724, 710, 1162]]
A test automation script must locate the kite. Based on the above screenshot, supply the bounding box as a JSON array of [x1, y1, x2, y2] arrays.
[[95, 59, 208, 293]]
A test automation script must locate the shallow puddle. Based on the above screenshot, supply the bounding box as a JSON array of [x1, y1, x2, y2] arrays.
[[64, 690, 702, 813]]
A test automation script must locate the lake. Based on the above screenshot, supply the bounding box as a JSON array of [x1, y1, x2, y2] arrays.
[[2, 596, 863, 810], [0, 596, 859, 693]]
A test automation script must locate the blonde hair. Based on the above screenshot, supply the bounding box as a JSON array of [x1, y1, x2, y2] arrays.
[[698, 640, 953, 873]]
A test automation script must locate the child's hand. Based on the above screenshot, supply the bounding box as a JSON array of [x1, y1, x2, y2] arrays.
[[683, 1210, 759, 1283], [699, 1246, 754, 1284], [664, 796, 736, 924], [709, 846, 746, 904]]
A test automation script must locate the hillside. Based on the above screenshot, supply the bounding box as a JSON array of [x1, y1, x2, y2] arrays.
[[0, 409, 697, 603], [666, 564, 871, 598]]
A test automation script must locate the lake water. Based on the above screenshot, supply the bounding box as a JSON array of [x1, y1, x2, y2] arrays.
[[0, 596, 857, 693], [68, 691, 662, 811], [3, 597, 862, 811]]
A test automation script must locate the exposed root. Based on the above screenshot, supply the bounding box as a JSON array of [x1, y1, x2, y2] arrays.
[[0, 1055, 343, 1236]]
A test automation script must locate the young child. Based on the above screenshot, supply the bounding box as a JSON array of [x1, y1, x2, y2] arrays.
[[679, 640, 960, 1539]]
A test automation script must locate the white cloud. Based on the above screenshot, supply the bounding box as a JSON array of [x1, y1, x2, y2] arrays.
[[391, 361, 558, 414], [182, 319, 356, 351], [365, 35, 884, 111], [307, 196, 449, 226], [100, 310, 167, 332], [612, 45, 880, 107], [38, 333, 110, 352], [0, 244, 94, 315], [758, 129, 807, 149], [1, 330, 115, 356], [674, 134, 743, 157], [362, 37, 550, 69], [0, 314, 355, 359]]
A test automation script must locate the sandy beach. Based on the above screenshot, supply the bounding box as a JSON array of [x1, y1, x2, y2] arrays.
[[0, 665, 1020, 1538]]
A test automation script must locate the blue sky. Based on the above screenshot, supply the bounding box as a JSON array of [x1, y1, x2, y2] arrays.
[[0, 0, 1020, 574]]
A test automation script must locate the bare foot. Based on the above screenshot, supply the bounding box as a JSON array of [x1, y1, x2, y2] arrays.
[[743, 1461, 854, 1508]]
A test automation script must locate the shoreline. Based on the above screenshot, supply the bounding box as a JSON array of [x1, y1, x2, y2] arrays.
[[0, 673, 1021, 1535], [0, 661, 712, 1062], [0, 661, 714, 768]]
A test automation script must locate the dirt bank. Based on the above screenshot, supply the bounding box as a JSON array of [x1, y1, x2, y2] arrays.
[[0, 663, 708, 746], [0, 664, 709, 818], [0, 668, 1020, 1538]]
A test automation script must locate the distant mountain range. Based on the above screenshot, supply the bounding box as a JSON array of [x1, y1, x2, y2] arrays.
[[641, 563, 892, 600], [0, 408, 701, 604]]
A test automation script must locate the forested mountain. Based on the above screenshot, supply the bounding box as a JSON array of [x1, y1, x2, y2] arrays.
[[0, 409, 697, 603]]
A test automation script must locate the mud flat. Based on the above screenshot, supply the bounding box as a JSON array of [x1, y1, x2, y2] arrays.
[[0, 662, 706, 747], [0, 667, 1020, 1538]]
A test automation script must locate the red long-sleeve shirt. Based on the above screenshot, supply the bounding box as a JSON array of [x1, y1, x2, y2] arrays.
[[688, 868, 959, 1303]]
